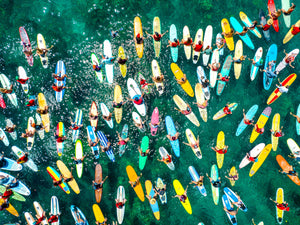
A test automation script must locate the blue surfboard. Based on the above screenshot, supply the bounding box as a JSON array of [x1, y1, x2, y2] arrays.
[[86, 126, 99, 159], [224, 187, 248, 212], [70, 205, 89, 225], [236, 104, 258, 136], [169, 24, 178, 62], [188, 166, 207, 196], [222, 194, 238, 225], [230, 17, 254, 50], [72, 109, 83, 142], [263, 44, 277, 90], [54, 60, 66, 102], [216, 55, 233, 96], [165, 116, 180, 157], [97, 131, 115, 162]]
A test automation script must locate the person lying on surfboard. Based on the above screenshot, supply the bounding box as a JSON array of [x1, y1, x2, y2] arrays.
[[248, 57, 263, 68], [92, 176, 108, 190], [222, 27, 235, 38], [216, 36, 226, 50], [110, 28, 123, 38], [193, 40, 203, 52], [133, 119, 145, 130], [260, 68, 279, 79], [54, 132, 67, 143], [281, 3, 296, 15], [100, 52, 115, 64], [257, 18, 273, 31], [268, 9, 282, 21], [223, 202, 239, 216], [138, 146, 150, 157], [172, 185, 188, 203], [225, 171, 239, 182], [279, 166, 298, 176], [117, 56, 128, 65], [115, 198, 127, 209], [16, 75, 29, 85], [92, 60, 103, 72], [152, 74, 164, 83], [62, 168, 75, 183], [52, 72, 71, 81], [145, 30, 168, 42], [242, 109, 255, 125], [157, 154, 172, 165], [189, 175, 204, 187], [217, 72, 230, 82], [129, 173, 142, 188], [100, 142, 111, 153], [140, 78, 154, 94], [52, 83, 69, 92], [203, 45, 213, 55], [208, 61, 221, 72], [211, 145, 229, 154], [17, 152, 29, 164], [155, 183, 166, 196], [112, 100, 127, 109], [271, 126, 284, 138], [276, 78, 289, 93], [73, 208, 86, 224], [88, 137, 99, 147], [175, 73, 187, 85], [0, 200, 9, 211], [72, 154, 87, 165], [290, 112, 300, 123], [223, 104, 232, 115], [0, 84, 13, 94], [183, 136, 200, 150], [290, 22, 300, 35], [21, 128, 35, 138], [166, 132, 179, 141], [35, 45, 54, 57], [167, 38, 180, 48], [233, 55, 247, 64], [102, 112, 112, 121], [34, 210, 47, 225], [149, 120, 160, 130], [252, 124, 264, 134], [127, 92, 144, 105], [174, 103, 192, 115], [69, 117, 83, 130], [194, 98, 208, 109], [48, 212, 60, 224], [247, 21, 258, 30], [282, 49, 297, 69], [53, 175, 63, 187], [235, 26, 248, 36], [37, 105, 48, 115], [0, 186, 13, 201], [146, 191, 158, 204], [180, 36, 193, 46], [270, 198, 290, 211], [4, 123, 17, 134], [206, 173, 221, 188]]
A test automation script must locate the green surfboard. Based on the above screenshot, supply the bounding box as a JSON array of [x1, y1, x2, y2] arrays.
[[139, 136, 149, 170]]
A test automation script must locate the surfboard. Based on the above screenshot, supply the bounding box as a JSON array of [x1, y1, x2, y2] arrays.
[[170, 24, 178, 62], [153, 17, 161, 58], [86, 125, 100, 159], [116, 186, 125, 224], [12, 146, 38, 172], [0, 73, 18, 107], [165, 116, 180, 157], [171, 63, 194, 97], [127, 78, 146, 116], [271, 113, 280, 151], [216, 131, 225, 169], [173, 179, 192, 214], [188, 166, 207, 196], [234, 40, 243, 79], [236, 104, 258, 136], [239, 143, 265, 169], [17, 66, 29, 93], [103, 40, 114, 84], [202, 25, 213, 66], [197, 66, 210, 100], [159, 147, 175, 170], [50, 196, 60, 225], [152, 59, 164, 95], [186, 129, 202, 159], [276, 155, 300, 185], [75, 140, 83, 178], [192, 29, 203, 64], [37, 93, 50, 132], [134, 16, 143, 58], [259, 9, 271, 41], [283, 20, 300, 44], [94, 163, 103, 203], [276, 188, 284, 224], [57, 160, 80, 194], [268, 0, 279, 32], [239, 11, 262, 38], [100, 103, 113, 129], [27, 117, 35, 151], [211, 164, 219, 205], [126, 165, 145, 202], [216, 55, 233, 95], [72, 109, 83, 142], [275, 49, 299, 73], [209, 49, 220, 88], [183, 25, 191, 60], [145, 180, 160, 220], [118, 46, 127, 77], [150, 107, 159, 136], [37, 33, 48, 68], [46, 166, 70, 194], [91, 53, 103, 83], [56, 122, 65, 156], [250, 47, 263, 81], [19, 26, 33, 66], [213, 103, 238, 120], [282, 0, 291, 28], [221, 18, 234, 51], [139, 136, 149, 170], [249, 144, 272, 177], [195, 83, 207, 122], [250, 107, 272, 143], [54, 60, 66, 103]]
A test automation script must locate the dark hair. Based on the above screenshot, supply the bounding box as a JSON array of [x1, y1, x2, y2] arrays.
[[174, 38, 178, 42], [198, 40, 202, 45], [155, 32, 159, 36]]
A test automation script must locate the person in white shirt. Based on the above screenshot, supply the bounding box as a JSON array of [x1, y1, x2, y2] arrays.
[[276, 78, 289, 93]]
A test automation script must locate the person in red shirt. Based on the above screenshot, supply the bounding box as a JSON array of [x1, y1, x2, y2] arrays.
[[167, 38, 180, 48], [242, 109, 254, 125], [253, 124, 264, 134], [157, 154, 172, 165], [52, 83, 67, 92], [217, 72, 230, 82], [257, 19, 273, 31], [211, 145, 229, 154], [181, 37, 193, 46], [175, 103, 192, 115], [246, 152, 258, 162], [0, 187, 13, 200], [115, 197, 127, 209], [35, 211, 46, 225], [17, 152, 29, 164], [192, 40, 203, 52], [291, 23, 300, 35], [208, 62, 221, 72], [183, 136, 200, 150], [127, 93, 144, 105], [48, 212, 60, 224], [16, 76, 29, 84], [116, 131, 130, 147], [223, 104, 232, 115], [270, 126, 284, 138], [145, 30, 168, 42], [69, 117, 83, 130], [54, 132, 67, 143], [270, 198, 290, 211]]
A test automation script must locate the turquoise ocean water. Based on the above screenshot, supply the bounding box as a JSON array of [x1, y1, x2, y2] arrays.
[[0, 0, 300, 224]]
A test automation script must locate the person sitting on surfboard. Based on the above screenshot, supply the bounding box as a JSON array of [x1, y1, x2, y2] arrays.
[[26, 96, 37, 107], [37, 105, 49, 115], [235, 26, 248, 36], [112, 100, 127, 109], [102, 112, 112, 121], [291, 22, 300, 35], [134, 33, 144, 44], [246, 153, 258, 162], [223, 104, 232, 115], [183, 136, 200, 150], [34, 211, 47, 225], [89, 111, 98, 121], [35, 45, 54, 57], [146, 191, 158, 205], [100, 142, 111, 152], [16, 75, 29, 84], [54, 132, 67, 143], [127, 92, 144, 105], [248, 57, 263, 68], [276, 78, 289, 93], [242, 109, 254, 125], [110, 28, 123, 38], [52, 83, 68, 92], [115, 198, 127, 209], [282, 49, 297, 69], [254, 124, 264, 134], [288, 150, 300, 162], [145, 30, 168, 42], [172, 185, 188, 203], [268, 9, 282, 21], [180, 36, 193, 46], [206, 173, 221, 188], [225, 171, 239, 182], [216, 36, 226, 50], [247, 21, 258, 30], [270, 198, 290, 211], [48, 212, 60, 224], [0, 84, 13, 94], [290, 112, 300, 124], [100, 52, 116, 64], [257, 18, 273, 31], [155, 183, 166, 196], [211, 145, 229, 154], [92, 176, 108, 190], [193, 40, 203, 52], [271, 126, 284, 138], [52, 73, 70, 81], [279, 166, 298, 176], [96, 219, 108, 225], [21, 128, 35, 138], [261, 68, 279, 79], [217, 72, 230, 82], [167, 38, 180, 48], [222, 27, 235, 38], [73, 208, 86, 224], [88, 137, 99, 147], [140, 78, 154, 93], [190, 175, 204, 187], [281, 3, 296, 15], [194, 98, 208, 109], [175, 73, 187, 85], [223, 202, 239, 216], [152, 74, 164, 83], [174, 103, 192, 115], [157, 154, 172, 164], [117, 56, 128, 65], [17, 152, 29, 164], [233, 55, 247, 64], [208, 61, 221, 72], [4, 123, 16, 133], [72, 154, 87, 165], [138, 146, 150, 157], [129, 173, 142, 188], [166, 132, 180, 141]]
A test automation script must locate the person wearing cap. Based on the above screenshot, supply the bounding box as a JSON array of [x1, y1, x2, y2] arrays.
[[257, 18, 273, 31], [134, 33, 144, 44], [167, 38, 180, 48], [145, 30, 168, 42]]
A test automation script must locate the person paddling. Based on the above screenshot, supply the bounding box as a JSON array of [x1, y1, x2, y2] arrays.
[[223, 104, 232, 115], [116, 131, 129, 147], [172, 185, 188, 203], [134, 33, 144, 44], [190, 175, 204, 187], [270, 198, 290, 211], [145, 30, 168, 42], [290, 111, 300, 124], [257, 18, 273, 31], [282, 49, 297, 69], [290, 21, 300, 36], [52, 72, 70, 81], [17, 152, 29, 164], [183, 136, 200, 149], [270, 126, 284, 138], [242, 109, 254, 125], [211, 145, 229, 154], [166, 132, 179, 141], [276, 78, 289, 94], [180, 37, 193, 46], [167, 38, 180, 48], [281, 3, 296, 15], [157, 153, 172, 165], [129, 173, 142, 188], [54, 131, 67, 143], [192, 40, 203, 52], [235, 27, 248, 36], [69, 117, 83, 130], [174, 103, 192, 115], [92, 176, 108, 190], [206, 173, 221, 188], [175, 73, 187, 85], [225, 171, 239, 182], [0, 84, 13, 94]]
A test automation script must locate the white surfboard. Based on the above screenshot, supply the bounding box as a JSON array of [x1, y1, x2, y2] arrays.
[[287, 138, 300, 164], [151, 59, 164, 95], [209, 49, 220, 88], [104, 40, 114, 84], [5, 119, 17, 140], [12, 146, 38, 172], [51, 196, 60, 225], [127, 78, 146, 116], [250, 47, 263, 81], [275, 49, 299, 73], [183, 26, 191, 60], [116, 186, 125, 224], [159, 147, 175, 170], [202, 25, 213, 66], [100, 102, 113, 128], [17, 66, 29, 93], [192, 29, 203, 64], [0, 128, 9, 146], [282, 0, 291, 28], [239, 143, 265, 169], [27, 117, 35, 150], [35, 113, 45, 140]]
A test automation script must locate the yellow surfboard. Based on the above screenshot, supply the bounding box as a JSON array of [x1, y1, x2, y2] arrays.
[[250, 107, 272, 143], [229, 166, 237, 186], [221, 18, 234, 51], [37, 93, 50, 132], [118, 46, 127, 77], [271, 113, 280, 151], [234, 40, 243, 79], [170, 63, 194, 97], [114, 85, 123, 124], [216, 131, 225, 169], [249, 144, 272, 177], [186, 129, 202, 159], [93, 204, 105, 223], [145, 180, 160, 220], [0, 198, 19, 217], [57, 160, 80, 194], [134, 16, 143, 58], [173, 179, 192, 214], [195, 83, 207, 122], [126, 165, 145, 202], [276, 188, 284, 223], [153, 17, 161, 58], [283, 20, 300, 44]]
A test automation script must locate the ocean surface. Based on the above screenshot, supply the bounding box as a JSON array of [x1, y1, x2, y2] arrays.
[[0, 0, 300, 224]]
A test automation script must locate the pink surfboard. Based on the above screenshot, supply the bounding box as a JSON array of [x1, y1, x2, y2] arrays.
[[150, 107, 159, 136], [0, 94, 6, 109]]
